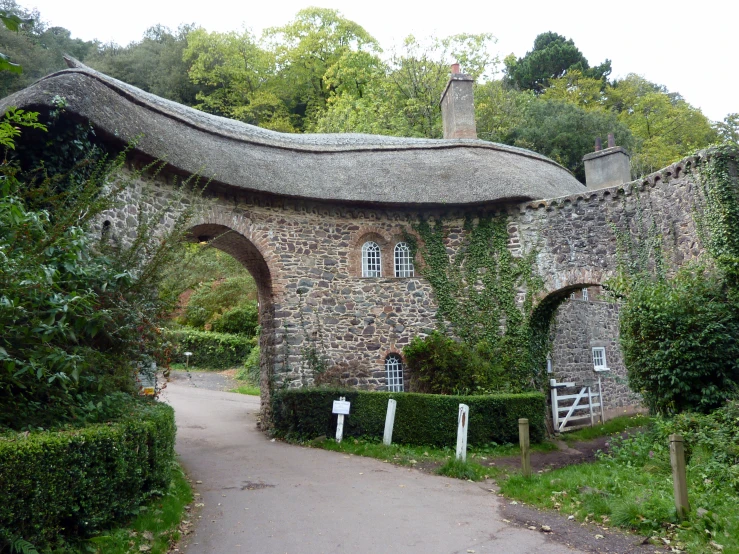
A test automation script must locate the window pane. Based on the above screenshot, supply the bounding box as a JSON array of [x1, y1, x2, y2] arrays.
[[385, 354, 404, 392], [362, 241, 381, 277], [394, 242, 414, 277]]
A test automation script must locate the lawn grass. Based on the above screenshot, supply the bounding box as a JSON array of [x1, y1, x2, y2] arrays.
[[230, 384, 260, 396], [559, 413, 651, 443], [83, 462, 194, 554]]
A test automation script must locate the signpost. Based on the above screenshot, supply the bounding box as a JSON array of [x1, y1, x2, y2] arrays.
[[456, 404, 469, 462], [332, 397, 350, 443]]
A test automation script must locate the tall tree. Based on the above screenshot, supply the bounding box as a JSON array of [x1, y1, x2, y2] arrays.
[[504, 32, 610, 93]]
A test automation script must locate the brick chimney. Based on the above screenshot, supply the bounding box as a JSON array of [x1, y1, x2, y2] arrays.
[[583, 133, 631, 189], [440, 64, 477, 139]]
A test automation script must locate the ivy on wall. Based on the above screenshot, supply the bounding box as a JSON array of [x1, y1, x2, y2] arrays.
[[409, 214, 545, 390]]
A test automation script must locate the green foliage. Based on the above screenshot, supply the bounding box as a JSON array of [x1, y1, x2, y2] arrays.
[[180, 276, 257, 329], [403, 332, 509, 394], [504, 32, 611, 93], [235, 345, 260, 383], [435, 459, 488, 481], [619, 266, 739, 415], [411, 214, 543, 390], [211, 303, 258, 336], [0, 401, 175, 550], [167, 328, 255, 369], [272, 387, 546, 446]]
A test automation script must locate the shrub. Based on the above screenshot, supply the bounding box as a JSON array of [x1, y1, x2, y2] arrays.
[[181, 277, 256, 329], [0, 400, 175, 549], [211, 303, 258, 336], [619, 266, 739, 414], [403, 331, 509, 394], [235, 345, 260, 383], [167, 328, 255, 369], [272, 388, 545, 446]]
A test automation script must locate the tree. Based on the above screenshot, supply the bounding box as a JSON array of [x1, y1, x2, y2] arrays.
[[504, 31, 611, 93], [715, 113, 739, 144]]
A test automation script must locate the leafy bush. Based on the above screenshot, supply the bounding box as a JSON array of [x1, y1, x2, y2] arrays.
[[272, 388, 545, 446], [167, 328, 255, 369], [211, 303, 258, 336], [235, 345, 260, 383], [0, 400, 175, 549], [403, 331, 509, 394], [181, 276, 256, 329], [619, 266, 739, 414]]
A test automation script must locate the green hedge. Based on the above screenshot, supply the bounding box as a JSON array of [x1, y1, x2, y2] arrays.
[[272, 388, 545, 446], [167, 328, 255, 369], [0, 401, 175, 548]]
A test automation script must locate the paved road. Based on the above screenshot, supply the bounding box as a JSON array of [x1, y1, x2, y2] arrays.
[[163, 382, 583, 554]]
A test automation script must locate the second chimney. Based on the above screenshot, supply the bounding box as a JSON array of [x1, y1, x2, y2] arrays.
[[440, 64, 477, 139]]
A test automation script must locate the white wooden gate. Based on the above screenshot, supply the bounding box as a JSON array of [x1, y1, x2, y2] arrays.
[[550, 378, 604, 432]]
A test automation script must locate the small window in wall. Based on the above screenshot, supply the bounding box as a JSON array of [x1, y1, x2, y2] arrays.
[[582, 288, 589, 301], [394, 242, 414, 277], [385, 354, 404, 392], [362, 241, 382, 277], [592, 347, 608, 371], [570, 291, 576, 300]]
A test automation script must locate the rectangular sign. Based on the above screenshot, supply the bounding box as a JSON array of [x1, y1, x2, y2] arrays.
[[332, 400, 351, 415]]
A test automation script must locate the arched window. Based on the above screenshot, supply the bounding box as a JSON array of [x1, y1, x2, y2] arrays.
[[385, 354, 404, 392], [394, 242, 414, 277], [362, 241, 382, 277]]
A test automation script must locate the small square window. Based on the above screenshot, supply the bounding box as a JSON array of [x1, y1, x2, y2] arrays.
[[592, 347, 608, 371]]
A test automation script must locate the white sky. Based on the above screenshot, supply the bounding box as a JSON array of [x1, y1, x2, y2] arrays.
[[21, 0, 737, 122]]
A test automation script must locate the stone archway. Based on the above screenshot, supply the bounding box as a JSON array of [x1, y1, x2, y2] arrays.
[[187, 224, 276, 419]]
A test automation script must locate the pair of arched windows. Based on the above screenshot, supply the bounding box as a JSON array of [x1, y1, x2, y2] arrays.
[[361, 241, 414, 278], [385, 353, 404, 392]]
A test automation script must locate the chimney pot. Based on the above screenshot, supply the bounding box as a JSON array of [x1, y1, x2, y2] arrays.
[[595, 137, 602, 152], [607, 133, 616, 148], [451, 63, 460, 74]]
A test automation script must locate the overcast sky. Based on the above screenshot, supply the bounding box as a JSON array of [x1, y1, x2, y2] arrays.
[[22, 0, 737, 122]]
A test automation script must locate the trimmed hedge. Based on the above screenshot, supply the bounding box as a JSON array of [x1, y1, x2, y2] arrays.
[[0, 401, 175, 548], [272, 388, 545, 446], [167, 328, 255, 369]]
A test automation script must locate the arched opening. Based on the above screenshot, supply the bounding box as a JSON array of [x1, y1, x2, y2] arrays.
[[186, 224, 275, 417]]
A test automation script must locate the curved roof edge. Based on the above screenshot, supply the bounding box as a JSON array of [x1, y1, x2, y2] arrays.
[[0, 60, 586, 206]]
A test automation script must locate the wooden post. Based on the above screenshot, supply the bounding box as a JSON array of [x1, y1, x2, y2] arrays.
[[550, 378, 559, 430], [335, 396, 345, 443], [456, 404, 469, 462], [598, 376, 605, 424], [383, 399, 397, 446], [519, 418, 531, 478], [670, 434, 690, 520], [587, 385, 595, 427]]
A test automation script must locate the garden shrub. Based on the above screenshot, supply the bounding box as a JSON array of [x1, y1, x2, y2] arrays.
[[0, 400, 175, 549], [210, 303, 258, 336], [619, 266, 739, 415], [235, 345, 261, 383], [167, 328, 255, 369], [403, 331, 509, 394], [181, 276, 257, 329], [272, 388, 545, 446]]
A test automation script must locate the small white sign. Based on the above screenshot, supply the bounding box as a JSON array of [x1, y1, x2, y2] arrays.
[[332, 400, 351, 415]]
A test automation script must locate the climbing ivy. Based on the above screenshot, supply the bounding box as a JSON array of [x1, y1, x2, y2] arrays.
[[409, 213, 544, 390]]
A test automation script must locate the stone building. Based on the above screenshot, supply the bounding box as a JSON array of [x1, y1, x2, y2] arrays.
[[0, 59, 718, 419]]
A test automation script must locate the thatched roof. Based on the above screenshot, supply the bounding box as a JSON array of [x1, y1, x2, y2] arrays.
[[0, 61, 585, 206]]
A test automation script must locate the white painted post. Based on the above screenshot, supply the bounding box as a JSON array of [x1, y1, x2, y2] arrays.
[[598, 376, 605, 423], [587, 385, 595, 427], [456, 404, 469, 462], [383, 399, 397, 446], [336, 396, 345, 443], [550, 379, 559, 430]]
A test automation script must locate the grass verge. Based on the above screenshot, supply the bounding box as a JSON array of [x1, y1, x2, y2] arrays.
[[83, 462, 194, 554], [230, 384, 260, 396], [559, 413, 651, 443]]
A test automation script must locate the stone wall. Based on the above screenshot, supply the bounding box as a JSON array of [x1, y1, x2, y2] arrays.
[[101, 155, 712, 415], [549, 287, 641, 413]]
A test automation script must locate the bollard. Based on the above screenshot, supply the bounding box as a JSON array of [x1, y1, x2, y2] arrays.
[[335, 396, 346, 443], [383, 399, 397, 446], [456, 404, 469, 462], [519, 418, 531, 478], [669, 434, 689, 519]]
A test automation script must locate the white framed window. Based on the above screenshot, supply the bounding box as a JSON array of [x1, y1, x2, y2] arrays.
[[361, 241, 382, 277], [385, 354, 404, 392], [592, 347, 608, 371], [570, 291, 576, 300], [394, 242, 414, 277], [582, 288, 589, 301]]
